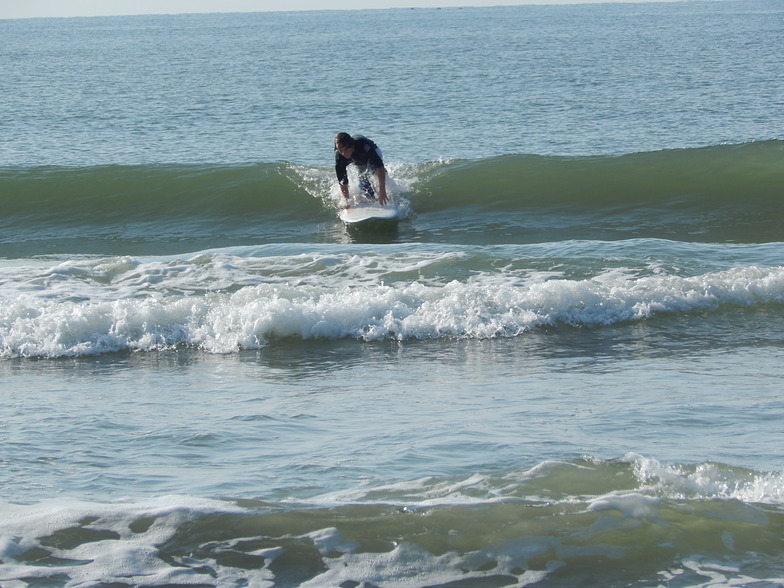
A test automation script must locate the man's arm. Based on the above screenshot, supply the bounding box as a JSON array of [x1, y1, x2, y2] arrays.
[[335, 156, 350, 200], [375, 166, 388, 205]]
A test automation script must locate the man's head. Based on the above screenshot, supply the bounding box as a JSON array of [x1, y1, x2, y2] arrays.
[[335, 133, 355, 158]]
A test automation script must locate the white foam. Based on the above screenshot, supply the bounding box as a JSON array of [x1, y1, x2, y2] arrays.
[[0, 496, 250, 588], [291, 473, 496, 509], [301, 542, 494, 588], [627, 454, 784, 506], [2, 261, 783, 357]]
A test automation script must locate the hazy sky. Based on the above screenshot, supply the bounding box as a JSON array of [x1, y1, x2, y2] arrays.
[[2, 0, 654, 19]]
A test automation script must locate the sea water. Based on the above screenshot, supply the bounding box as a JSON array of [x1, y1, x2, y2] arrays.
[[1, 2, 784, 586]]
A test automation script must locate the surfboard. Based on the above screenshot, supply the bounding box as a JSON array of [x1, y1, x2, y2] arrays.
[[339, 203, 400, 225]]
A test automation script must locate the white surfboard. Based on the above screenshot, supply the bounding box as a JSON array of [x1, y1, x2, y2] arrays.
[[339, 203, 400, 224]]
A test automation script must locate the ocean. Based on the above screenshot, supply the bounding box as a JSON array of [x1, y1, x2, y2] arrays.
[[1, 2, 783, 586]]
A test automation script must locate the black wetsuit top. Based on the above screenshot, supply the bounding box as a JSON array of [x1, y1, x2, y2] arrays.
[[335, 135, 384, 185]]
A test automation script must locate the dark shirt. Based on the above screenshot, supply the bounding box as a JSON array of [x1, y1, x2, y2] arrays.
[[335, 135, 384, 185]]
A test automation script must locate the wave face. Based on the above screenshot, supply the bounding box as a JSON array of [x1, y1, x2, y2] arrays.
[[420, 140, 784, 243], [0, 162, 330, 257], [1, 141, 783, 256]]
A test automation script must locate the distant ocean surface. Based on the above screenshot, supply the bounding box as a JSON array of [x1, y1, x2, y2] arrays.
[[2, 2, 784, 587]]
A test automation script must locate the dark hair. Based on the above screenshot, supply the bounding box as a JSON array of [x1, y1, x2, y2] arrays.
[[335, 132, 354, 149]]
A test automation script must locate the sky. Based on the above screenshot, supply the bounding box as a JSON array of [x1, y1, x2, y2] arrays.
[[1, 0, 654, 19]]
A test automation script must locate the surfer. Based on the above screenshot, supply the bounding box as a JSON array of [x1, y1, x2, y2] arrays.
[[334, 133, 389, 205]]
